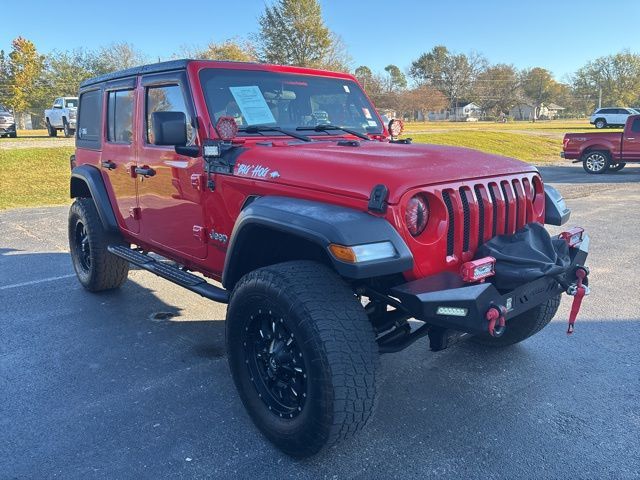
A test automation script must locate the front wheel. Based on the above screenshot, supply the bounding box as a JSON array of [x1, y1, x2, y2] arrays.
[[472, 294, 561, 347], [63, 119, 73, 138], [46, 120, 57, 137], [226, 261, 379, 457], [68, 198, 129, 291], [582, 150, 610, 174], [594, 119, 607, 129]]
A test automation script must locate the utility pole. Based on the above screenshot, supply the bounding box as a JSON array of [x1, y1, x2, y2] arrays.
[[598, 87, 602, 109]]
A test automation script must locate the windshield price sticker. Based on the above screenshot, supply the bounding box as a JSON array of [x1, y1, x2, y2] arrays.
[[229, 86, 276, 126]]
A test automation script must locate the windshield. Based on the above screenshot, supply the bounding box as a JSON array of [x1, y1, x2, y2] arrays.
[[199, 68, 383, 136], [65, 99, 79, 108]]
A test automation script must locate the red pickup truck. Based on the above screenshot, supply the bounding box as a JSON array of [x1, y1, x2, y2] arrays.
[[562, 114, 640, 173]]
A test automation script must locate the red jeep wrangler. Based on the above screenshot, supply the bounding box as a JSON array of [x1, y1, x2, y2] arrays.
[[69, 60, 590, 457]]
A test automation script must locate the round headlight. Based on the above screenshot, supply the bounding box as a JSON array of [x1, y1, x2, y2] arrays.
[[406, 195, 429, 236]]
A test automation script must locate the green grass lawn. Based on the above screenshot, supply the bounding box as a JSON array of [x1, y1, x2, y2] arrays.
[[407, 130, 562, 164], [402, 119, 621, 164], [0, 147, 73, 210]]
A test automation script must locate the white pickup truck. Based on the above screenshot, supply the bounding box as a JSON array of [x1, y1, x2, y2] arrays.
[[44, 97, 79, 137]]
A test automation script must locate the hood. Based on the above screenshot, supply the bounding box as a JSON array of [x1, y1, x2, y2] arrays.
[[233, 140, 537, 204]]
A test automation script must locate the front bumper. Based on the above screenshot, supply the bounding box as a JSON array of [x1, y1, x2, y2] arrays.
[[391, 235, 589, 335], [0, 123, 16, 134]]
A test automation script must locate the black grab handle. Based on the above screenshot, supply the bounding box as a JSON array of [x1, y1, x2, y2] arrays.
[[134, 166, 156, 177]]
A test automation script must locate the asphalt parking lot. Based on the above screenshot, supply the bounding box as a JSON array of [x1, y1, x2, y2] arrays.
[[1, 164, 639, 479]]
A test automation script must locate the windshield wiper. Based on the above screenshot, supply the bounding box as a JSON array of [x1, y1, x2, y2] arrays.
[[296, 124, 370, 141], [241, 125, 312, 142]]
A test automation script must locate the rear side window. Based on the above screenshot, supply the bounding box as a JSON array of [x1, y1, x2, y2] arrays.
[[107, 90, 134, 143], [77, 89, 103, 148], [145, 84, 193, 144], [632, 118, 640, 133]]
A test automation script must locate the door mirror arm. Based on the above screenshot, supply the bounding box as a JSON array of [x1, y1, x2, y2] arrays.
[[175, 145, 200, 157]]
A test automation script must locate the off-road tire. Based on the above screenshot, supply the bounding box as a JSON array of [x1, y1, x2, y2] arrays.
[[594, 118, 606, 129], [472, 294, 561, 347], [68, 198, 129, 291], [609, 162, 626, 172], [226, 260, 379, 457], [46, 119, 57, 137], [63, 119, 73, 138], [582, 150, 610, 174]]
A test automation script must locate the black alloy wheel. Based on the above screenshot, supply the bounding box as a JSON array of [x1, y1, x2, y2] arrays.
[[242, 308, 307, 419]]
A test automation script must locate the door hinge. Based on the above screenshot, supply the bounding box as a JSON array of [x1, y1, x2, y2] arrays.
[[190, 173, 206, 191], [193, 225, 207, 243], [129, 207, 141, 220]]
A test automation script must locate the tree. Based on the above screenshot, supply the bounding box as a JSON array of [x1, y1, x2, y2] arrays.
[[0, 50, 10, 107], [180, 38, 257, 62], [572, 50, 640, 110], [256, 0, 351, 71], [45, 49, 96, 97], [383, 64, 407, 92], [473, 64, 520, 116], [396, 85, 448, 121], [519, 67, 562, 120], [7, 37, 47, 121], [91, 42, 147, 75], [409, 46, 486, 107]]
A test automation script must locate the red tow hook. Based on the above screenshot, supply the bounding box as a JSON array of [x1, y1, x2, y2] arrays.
[[567, 266, 590, 335], [486, 305, 507, 337]]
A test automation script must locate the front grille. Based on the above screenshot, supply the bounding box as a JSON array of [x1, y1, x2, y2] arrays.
[[442, 177, 533, 260], [442, 191, 455, 256]]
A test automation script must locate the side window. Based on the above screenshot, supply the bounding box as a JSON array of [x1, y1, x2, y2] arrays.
[[631, 118, 640, 133], [107, 90, 134, 143], [77, 89, 103, 146], [617, 109, 628, 114], [601, 109, 614, 114], [54, 98, 63, 108], [145, 84, 193, 144]]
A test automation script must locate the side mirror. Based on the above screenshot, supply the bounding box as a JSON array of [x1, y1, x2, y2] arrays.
[[151, 111, 188, 146]]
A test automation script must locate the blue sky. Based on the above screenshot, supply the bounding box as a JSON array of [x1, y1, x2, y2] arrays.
[[2, 0, 639, 82]]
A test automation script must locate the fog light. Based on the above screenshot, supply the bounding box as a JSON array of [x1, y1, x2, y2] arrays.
[[559, 227, 584, 247], [436, 306, 468, 317], [329, 241, 396, 263], [460, 256, 496, 282]]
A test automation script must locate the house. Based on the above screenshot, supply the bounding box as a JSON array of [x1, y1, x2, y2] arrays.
[[509, 103, 565, 120], [426, 102, 483, 121]]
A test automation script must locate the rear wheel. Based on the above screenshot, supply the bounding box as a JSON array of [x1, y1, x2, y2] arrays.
[[68, 198, 129, 291], [594, 118, 607, 129], [472, 294, 561, 347], [582, 150, 610, 174], [226, 261, 379, 457], [9, 131, 17, 138], [609, 162, 626, 172]]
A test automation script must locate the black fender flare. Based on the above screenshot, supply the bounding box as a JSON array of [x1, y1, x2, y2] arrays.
[[222, 196, 414, 288], [70, 165, 119, 233]]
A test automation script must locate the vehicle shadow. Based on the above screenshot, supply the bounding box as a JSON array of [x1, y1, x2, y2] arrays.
[[537, 164, 640, 184]]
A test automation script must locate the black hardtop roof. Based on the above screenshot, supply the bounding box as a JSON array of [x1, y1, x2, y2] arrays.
[[79, 58, 261, 89]]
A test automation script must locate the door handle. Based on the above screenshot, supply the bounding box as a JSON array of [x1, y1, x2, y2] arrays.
[[134, 166, 156, 177], [626, 137, 635, 140], [101, 160, 116, 170]]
